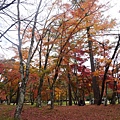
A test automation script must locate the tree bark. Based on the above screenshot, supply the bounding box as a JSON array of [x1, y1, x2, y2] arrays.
[[14, 82, 26, 119], [50, 87, 54, 109], [30, 85, 34, 105], [68, 73, 72, 106], [87, 27, 100, 104], [36, 77, 44, 107], [16, 86, 20, 105]]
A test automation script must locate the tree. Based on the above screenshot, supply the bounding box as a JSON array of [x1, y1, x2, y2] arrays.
[[43, 0, 116, 106], [98, 35, 120, 105], [86, 27, 100, 104], [0, 59, 20, 105], [14, 0, 43, 119], [71, 0, 116, 104]]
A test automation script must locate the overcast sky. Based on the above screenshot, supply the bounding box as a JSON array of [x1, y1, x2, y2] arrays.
[[0, 0, 120, 59]]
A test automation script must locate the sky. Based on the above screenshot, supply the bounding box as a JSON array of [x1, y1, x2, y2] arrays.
[[106, 0, 120, 22], [0, 0, 120, 59]]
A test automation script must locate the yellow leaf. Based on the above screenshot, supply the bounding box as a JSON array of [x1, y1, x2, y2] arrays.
[[93, 70, 99, 76], [106, 59, 112, 64]]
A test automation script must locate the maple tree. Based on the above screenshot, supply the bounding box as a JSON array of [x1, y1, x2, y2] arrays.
[[103, 38, 120, 105], [0, 61, 6, 103], [70, 0, 116, 104], [36, 27, 55, 107], [0, 59, 20, 105], [92, 36, 120, 105], [0, 62, 6, 103]]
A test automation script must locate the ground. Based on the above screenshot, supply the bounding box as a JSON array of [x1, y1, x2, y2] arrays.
[[0, 104, 120, 120]]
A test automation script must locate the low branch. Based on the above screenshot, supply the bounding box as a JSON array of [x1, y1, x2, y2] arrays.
[[0, 0, 16, 11]]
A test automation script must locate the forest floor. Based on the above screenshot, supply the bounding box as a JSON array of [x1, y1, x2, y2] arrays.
[[0, 104, 120, 120]]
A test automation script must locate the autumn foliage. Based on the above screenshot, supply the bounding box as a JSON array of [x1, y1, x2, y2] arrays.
[[0, 0, 120, 119]]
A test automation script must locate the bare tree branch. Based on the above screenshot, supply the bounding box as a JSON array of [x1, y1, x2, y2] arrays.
[[0, 0, 16, 11]]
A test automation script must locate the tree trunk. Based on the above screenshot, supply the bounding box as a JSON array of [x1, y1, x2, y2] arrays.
[[104, 82, 108, 106], [36, 75, 45, 107], [6, 95, 11, 105], [60, 94, 63, 106], [111, 81, 117, 104], [50, 87, 54, 109], [14, 83, 26, 119], [68, 73, 72, 106], [66, 90, 68, 106], [36, 88, 42, 107], [87, 27, 100, 104], [16, 87, 20, 105], [30, 92, 34, 105]]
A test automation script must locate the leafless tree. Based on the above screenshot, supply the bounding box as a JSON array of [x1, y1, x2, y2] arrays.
[[14, 0, 44, 119], [0, 0, 52, 119]]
